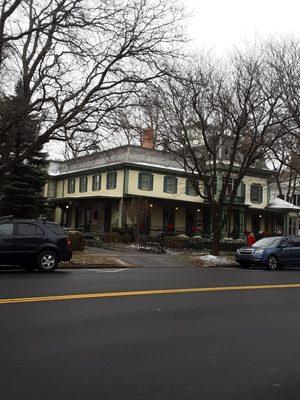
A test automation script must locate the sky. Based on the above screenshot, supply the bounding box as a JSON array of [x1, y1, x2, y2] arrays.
[[49, 0, 300, 159], [184, 0, 300, 55]]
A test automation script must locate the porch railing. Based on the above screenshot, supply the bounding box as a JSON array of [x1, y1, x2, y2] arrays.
[[139, 235, 246, 253]]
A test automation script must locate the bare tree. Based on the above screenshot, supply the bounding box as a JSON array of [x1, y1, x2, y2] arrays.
[[156, 48, 293, 255], [126, 197, 151, 239], [0, 0, 185, 172], [267, 38, 300, 174]]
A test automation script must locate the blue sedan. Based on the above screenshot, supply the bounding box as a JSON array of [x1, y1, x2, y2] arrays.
[[236, 236, 300, 270]]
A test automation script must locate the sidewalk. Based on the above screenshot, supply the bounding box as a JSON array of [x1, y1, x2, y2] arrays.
[[84, 245, 197, 269]]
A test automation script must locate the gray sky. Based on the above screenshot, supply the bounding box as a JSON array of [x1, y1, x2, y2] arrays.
[[50, 0, 300, 158], [184, 0, 300, 55]]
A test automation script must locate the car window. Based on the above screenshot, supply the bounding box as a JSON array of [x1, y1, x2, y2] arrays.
[[45, 222, 65, 235], [35, 226, 45, 236], [0, 222, 14, 236], [288, 238, 300, 247], [17, 223, 39, 236], [253, 237, 281, 247]]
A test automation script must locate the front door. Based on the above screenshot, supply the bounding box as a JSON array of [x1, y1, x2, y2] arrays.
[[233, 210, 240, 237], [186, 210, 195, 235], [251, 213, 261, 237], [104, 205, 112, 232], [163, 206, 175, 232], [84, 208, 92, 232], [202, 207, 211, 234], [0, 221, 15, 264]]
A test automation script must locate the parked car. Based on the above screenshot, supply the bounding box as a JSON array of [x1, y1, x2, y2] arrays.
[[0, 216, 72, 271], [236, 236, 300, 270]]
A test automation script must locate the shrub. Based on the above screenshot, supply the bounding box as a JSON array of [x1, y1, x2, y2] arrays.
[[101, 232, 121, 243], [119, 233, 134, 243], [111, 226, 134, 237], [68, 230, 86, 252]]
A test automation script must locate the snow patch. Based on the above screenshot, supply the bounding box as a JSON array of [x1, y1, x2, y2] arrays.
[[114, 258, 130, 267], [195, 254, 236, 267]]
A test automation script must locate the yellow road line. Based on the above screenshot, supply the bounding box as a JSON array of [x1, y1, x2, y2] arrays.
[[1, 283, 300, 305]]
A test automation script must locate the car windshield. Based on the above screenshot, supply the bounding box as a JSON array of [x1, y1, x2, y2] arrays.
[[252, 237, 281, 248]]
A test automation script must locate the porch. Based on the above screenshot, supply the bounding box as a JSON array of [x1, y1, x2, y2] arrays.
[[49, 196, 298, 238]]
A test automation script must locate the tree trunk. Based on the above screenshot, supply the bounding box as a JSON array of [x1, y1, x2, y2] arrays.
[[210, 212, 223, 256]]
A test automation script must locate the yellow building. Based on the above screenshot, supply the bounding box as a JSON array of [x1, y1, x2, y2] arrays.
[[45, 144, 300, 237]]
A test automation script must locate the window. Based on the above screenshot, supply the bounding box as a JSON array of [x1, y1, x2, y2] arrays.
[[138, 172, 153, 191], [163, 176, 178, 194], [186, 180, 197, 196], [92, 174, 101, 191], [292, 194, 300, 206], [79, 176, 88, 192], [17, 223, 44, 236], [0, 223, 13, 236], [250, 184, 263, 203], [67, 178, 75, 194], [222, 177, 235, 196], [45, 222, 65, 235], [47, 180, 56, 198], [106, 172, 117, 189]]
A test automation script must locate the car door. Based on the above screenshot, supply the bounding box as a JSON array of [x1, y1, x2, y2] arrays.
[[291, 238, 300, 267], [280, 238, 300, 267], [0, 221, 15, 264], [14, 222, 45, 264], [279, 238, 294, 266]]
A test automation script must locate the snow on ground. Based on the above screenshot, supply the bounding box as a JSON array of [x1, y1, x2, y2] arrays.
[[192, 254, 237, 267], [114, 258, 131, 267]]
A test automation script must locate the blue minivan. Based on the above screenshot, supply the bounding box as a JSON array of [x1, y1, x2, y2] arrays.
[[236, 236, 300, 270]]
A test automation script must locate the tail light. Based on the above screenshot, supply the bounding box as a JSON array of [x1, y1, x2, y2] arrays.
[[67, 239, 72, 248]]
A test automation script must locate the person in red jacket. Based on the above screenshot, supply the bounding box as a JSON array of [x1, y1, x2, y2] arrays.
[[247, 232, 256, 247]]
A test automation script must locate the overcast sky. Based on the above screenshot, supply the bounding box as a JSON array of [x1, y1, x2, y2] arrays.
[[50, 0, 300, 158], [184, 0, 300, 55]]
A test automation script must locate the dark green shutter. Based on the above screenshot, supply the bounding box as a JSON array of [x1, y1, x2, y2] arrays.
[[149, 174, 153, 191], [259, 186, 263, 203], [106, 173, 109, 190], [185, 180, 188, 195], [138, 172, 142, 189], [241, 182, 246, 199], [174, 177, 178, 194], [163, 176, 167, 192]]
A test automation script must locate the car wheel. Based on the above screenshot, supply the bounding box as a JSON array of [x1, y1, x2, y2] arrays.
[[267, 255, 279, 271], [239, 262, 250, 269], [38, 251, 58, 272]]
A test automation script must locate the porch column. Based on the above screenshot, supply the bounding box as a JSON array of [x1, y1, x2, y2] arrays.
[[239, 209, 245, 237], [283, 213, 289, 235], [118, 198, 125, 228]]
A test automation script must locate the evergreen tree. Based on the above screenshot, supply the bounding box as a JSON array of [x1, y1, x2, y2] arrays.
[[0, 82, 48, 218]]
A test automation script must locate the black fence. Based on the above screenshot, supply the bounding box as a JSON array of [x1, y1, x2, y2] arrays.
[[139, 235, 246, 253]]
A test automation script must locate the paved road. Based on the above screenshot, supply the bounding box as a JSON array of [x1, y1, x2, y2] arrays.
[[1, 263, 300, 399]]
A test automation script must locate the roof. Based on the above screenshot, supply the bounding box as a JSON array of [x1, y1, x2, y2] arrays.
[[48, 145, 185, 177], [267, 197, 300, 211], [47, 144, 273, 178]]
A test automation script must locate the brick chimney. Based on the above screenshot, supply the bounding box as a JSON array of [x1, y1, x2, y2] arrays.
[[141, 127, 154, 149]]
